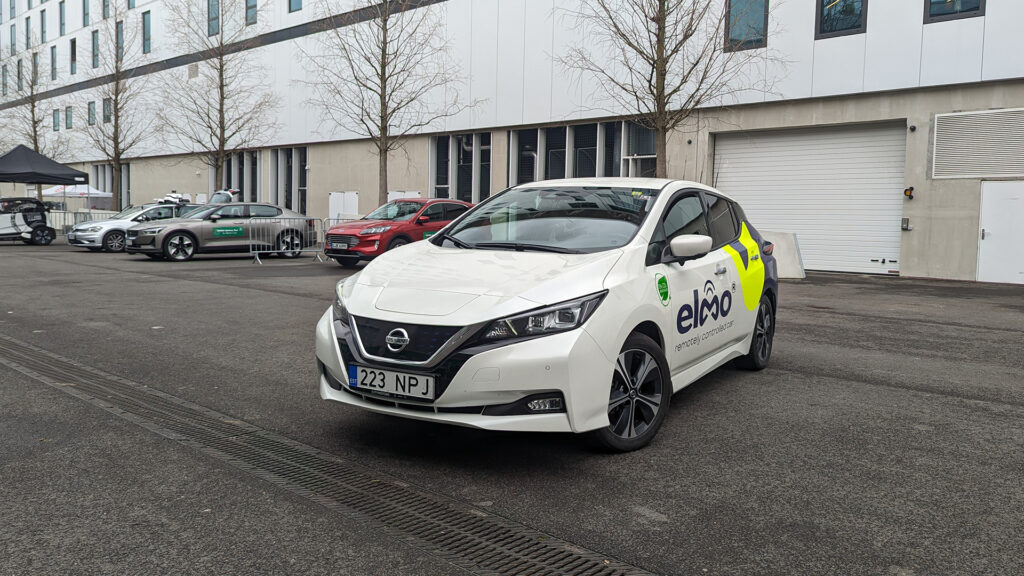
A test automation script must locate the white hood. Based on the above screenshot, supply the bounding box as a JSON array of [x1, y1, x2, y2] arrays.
[[349, 241, 622, 324]]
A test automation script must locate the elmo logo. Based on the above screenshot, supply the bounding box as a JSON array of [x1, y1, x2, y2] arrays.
[[677, 280, 733, 335]]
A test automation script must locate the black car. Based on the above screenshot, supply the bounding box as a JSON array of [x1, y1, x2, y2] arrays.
[[0, 197, 56, 245]]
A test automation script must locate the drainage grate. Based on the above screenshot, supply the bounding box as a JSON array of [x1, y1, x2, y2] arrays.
[[0, 334, 651, 576]]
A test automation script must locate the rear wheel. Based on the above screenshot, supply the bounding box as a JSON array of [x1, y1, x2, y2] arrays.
[[591, 333, 671, 452], [163, 232, 196, 262], [30, 226, 55, 246], [334, 256, 360, 268], [387, 237, 410, 251], [102, 230, 126, 252], [277, 230, 303, 258], [734, 294, 775, 371]]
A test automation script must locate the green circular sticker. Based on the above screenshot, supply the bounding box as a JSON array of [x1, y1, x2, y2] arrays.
[[656, 274, 670, 306]]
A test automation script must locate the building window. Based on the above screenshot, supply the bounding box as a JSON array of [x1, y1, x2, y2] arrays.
[[102, 0, 109, 19], [40, 8, 46, 42], [88, 100, 95, 124], [573, 124, 598, 178], [50, 44, 56, 79], [91, 30, 98, 67], [245, 0, 256, 25], [31, 51, 37, 83], [726, 0, 767, 50], [141, 10, 149, 53], [455, 134, 473, 202], [925, 0, 984, 23], [288, 0, 301, 13], [128, 0, 134, 7], [59, 1, 65, 35], [8, 0, 12, 21], [16, 58, 21, 90], [65, 105, 72, 128], [207, 0, 218, 35], [9, 23, 14, 57], [515, 129, 537, 185], [25, 16, 30, 49], [102, 97, 111, 122], [115, 19, 123, 60], [69, 37, 76, 73], [83, 0, 89, 26], [433, 135, 450, 198], [544, 127, 566, 180], [816, 0, 866, 39], [1, 64, 6, 96], [53, 109, 60, 131]]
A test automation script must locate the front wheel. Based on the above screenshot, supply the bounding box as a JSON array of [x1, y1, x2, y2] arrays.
[[163, 233, 196, 262], [386, 237, 410, 251], [102, 230, 126, 252], [734, 294, 775, 371], [31, 226, 55, 246], [591, 333, 672, 452]]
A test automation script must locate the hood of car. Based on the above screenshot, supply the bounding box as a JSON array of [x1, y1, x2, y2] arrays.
[[348, 240, 622, 324], [73, 219, 121, 229], [330, 219, 405, 233]]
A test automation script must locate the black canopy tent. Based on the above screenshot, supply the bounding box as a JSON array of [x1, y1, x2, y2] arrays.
[[0, 145, 88, 186]]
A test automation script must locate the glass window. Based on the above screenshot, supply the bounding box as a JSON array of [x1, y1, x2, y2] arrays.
[[65, 106, 72, 128], [207, 0, 218, 36], [250, 205, 282, 218], [141, 10, 149, 53], [214, 205, 248, 218], [516, 129, 537, 185], [59, 1, 65, 35], [144, 206, 174, 220], [544, 127, 566, 180], [82, 0, 89, 26], [455, 134, 473, 202], [91, 29, 98, 67], [421, 203, 445, 221], [31, 51, 37, 83], [816, 0, 866, 39], [603, 122, 622, 177], [115, 19, 123, 60], [726, 0, 767, 51], [434, 135, 450, 198], [102, 97, 111, 122], [16, 58, 21, 91], [443, 186, 659, 254], [102, 0, 109, 19], [8, 0, 12, 21], [53, 109, 60, 131], [40, 9, 45, 42], [365, 201, 422, 222], [627, 122, 655, 156], [443, 203, 468, 221], [128, 0, 134, 8], [288, 0, 301, 13], [573, 124, 597, 178], [87, 100, 95, 124], [70, 38, 76, 73], [245, 0, 256, 25], [1, 64, 6, 96], [662, 194, 708, 242], [704, 194, 738, 248], [9, 23, 14, 56], [25, 16, 30, 49], [925, 0, 983, 23], [50, 44, 56, 79]]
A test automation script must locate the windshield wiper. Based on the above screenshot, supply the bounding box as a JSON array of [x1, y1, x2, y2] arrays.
[[473, 242, 581, 254], [436, 232, 475, 249]]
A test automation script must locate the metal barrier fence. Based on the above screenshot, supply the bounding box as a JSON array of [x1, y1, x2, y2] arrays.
[[247, 217, 327, 264], [48, 211, 117, 235]]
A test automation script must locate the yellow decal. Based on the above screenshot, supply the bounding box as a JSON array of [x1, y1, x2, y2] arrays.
[[722, 222, 764, 311]]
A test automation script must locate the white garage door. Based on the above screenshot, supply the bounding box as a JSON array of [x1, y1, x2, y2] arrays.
[[713, 124, 907, 274]]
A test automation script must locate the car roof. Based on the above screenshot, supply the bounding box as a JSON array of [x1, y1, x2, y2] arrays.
[[514, 177, 737, 203]]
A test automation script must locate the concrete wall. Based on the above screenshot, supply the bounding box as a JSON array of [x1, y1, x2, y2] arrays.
[[123, 155, 210, 204], [666, 79, 1024, 281]]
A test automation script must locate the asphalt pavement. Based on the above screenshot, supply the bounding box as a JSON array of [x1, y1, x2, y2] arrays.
[[1, 241, 1022, 575]]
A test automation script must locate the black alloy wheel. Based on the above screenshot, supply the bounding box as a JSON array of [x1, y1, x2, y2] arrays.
[[592, 333, 671, 452], [31, 226, 55, 246], [735, 294, 775, 371]]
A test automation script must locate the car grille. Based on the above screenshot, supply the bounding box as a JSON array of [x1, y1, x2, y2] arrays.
[[127, 231, 139, 239], [352, 316, 463, 362], [326, 234, 360, 248]]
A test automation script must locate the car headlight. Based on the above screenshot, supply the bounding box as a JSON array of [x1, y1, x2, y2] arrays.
[[82, 226, 102, 233], [359, 226, 391, 235], [333, 275, 358, 325], [139, 227, 165, 234], [480, 291, 607, 342]]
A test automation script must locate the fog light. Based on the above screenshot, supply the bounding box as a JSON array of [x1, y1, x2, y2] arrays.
[[526, 398, 563, 412]]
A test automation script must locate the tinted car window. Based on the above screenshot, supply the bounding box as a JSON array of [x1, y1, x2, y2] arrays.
[[144, 206, 174, 220], [216, 205, 248, 219], [250, 205, 282, 218], [705, 194, 738, 248], [663, 194, 708, 240], [444, 203, 468, 221], [422, 203, 445, 221]]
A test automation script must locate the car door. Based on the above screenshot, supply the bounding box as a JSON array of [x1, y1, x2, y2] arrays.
[[416, 203, 447, 240], [648, 191, 737, 376], [202, 204, 250, 250], [248, 204, 283, 250]]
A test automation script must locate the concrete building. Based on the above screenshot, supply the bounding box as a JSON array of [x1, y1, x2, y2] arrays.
[[0, 0, 1022, 283]]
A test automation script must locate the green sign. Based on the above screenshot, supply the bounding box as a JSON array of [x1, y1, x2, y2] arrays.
[[656, 274, 670, 306], [213, 226, 245, 238], [423, 231, 437, 239]]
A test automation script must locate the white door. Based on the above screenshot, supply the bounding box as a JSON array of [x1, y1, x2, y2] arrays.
[[714, 124, 907, 274], [978, 181, 1024, 284]]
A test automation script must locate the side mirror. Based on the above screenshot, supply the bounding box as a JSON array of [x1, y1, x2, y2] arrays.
[[209, 213, 222, 221], [667, 234, 713, 263], [136, 215, 150, 222], [417, 216, 431, 224]]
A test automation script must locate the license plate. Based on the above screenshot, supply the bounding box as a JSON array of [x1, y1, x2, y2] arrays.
[[67, 233, 76, 240], [348, 365, 434, 400], [331, 242, 350, 249]]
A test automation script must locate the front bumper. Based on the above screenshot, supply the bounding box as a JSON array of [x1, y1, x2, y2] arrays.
[[315, 308, 615, 433], [67, 232, 102, 247], [323, 234, 384, 259], [125, 234, 162, 254]]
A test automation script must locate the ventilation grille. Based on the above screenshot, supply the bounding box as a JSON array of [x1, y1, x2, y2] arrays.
[[933, 108, 1024, 179]]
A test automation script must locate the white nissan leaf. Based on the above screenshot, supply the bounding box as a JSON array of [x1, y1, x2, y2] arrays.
[[315, 178, 779, 451]]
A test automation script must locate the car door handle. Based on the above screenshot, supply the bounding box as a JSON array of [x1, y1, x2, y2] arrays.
[[714, 265, 727, 275], [751, 254, 760, 261], [981, 228, 986, 240]]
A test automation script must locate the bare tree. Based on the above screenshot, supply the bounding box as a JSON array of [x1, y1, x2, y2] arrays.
[[306, 0, 465, 206], [85, 2, 153, 209], [158, 0, 279, 189], [562, 0, 776, 178]]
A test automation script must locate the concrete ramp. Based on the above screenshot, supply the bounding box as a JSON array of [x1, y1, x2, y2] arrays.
[[761, 231, 805, 279]]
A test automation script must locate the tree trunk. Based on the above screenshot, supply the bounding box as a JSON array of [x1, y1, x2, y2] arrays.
[[112, 162, 122, 210], [656, 126, 668, 178], [378, 148, 389, 207]]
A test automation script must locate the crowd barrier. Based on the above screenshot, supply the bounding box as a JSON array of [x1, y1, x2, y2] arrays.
[[48, 211, 118, 235], [247, 216, 328, 264]]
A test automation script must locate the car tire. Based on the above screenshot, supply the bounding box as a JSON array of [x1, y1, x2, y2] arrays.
[[334, 256, 360, 268], [734, 294, 775, 371], [276, 230, 303, 258], [102, 230, 126, 252], [387, 237, 410, 251], [163, 232, 197, 262], [30, 226, 55, 246], [591, 333, 672, 453]]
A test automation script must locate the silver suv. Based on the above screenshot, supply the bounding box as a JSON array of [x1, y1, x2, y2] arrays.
[[68, 203, 201, 252]]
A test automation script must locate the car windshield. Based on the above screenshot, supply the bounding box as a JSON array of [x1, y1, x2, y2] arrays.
[[439, 186, 659, 253], [184, 206, 220, 219], [112, 206, 147, 220], [364, 201, 422, 222]]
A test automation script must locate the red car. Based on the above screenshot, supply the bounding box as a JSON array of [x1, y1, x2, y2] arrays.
[[324, 198, 473, 268]]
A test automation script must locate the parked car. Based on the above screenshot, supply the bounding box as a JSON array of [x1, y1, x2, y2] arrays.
[[316, 179, 778, 452], [324, 198, 473, 268], [68, 202, 202, 252], [125, 202, 315, 261], [0, 197, 56, 245]]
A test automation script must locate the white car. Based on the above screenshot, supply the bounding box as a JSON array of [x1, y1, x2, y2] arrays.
[[68, 203, 201, 252], [315, 178, 779, 451]]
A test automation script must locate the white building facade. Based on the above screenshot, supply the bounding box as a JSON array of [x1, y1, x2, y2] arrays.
[[1, 0, 1023, 282]]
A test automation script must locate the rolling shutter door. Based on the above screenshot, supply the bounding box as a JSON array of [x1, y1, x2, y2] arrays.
[[713, 124, 906, 274]]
